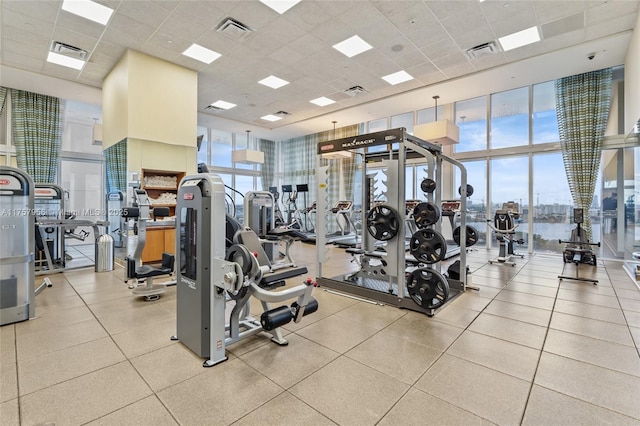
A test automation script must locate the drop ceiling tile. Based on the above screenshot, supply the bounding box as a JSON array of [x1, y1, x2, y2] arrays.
[[157, 13, 209, 42], [425, 0, 480, 21], [2, 8, 55, 38], [108, 13, 156, 41], [414, 69, 448, 87], [503, 42, 547, 63], [534, 1, 587, 24], [469, 53, 508, 72], [55, 12, 106, 39], [337, 1, 386, 31], [1, 50, 45, 72], [441, 61, 476, 80], [2, 38, 47, 61], [2, 24, 51, 48], [268, 45, 307, 66], [288, 33, 327, 56], [432, 51, 471, 70], [283, 1, 335, 32], [451, 27, 498, 52], [42, 62, 82, 79], [352, 50, 399, 76], [385, 2, 437, 29], [149, 1, 180, 11], [145, 32, 191, 55], [3, 0, 58, 23], [228, 1, 280, 31], [101, 28, 145, 51], [587, 1, 640, 26], [357, 19, 406, 47], [75, 74, 104, 88], [420, 37, 460, 61], [141, 44, 181, 64], [371, 0, 421, 19], [481, 0, 537, 22], [390, 50, 430, 71], [586, 14, 638, 41], [117, 0, 174, 28], [91, 41, 126, 60], [309, 17, 353, 44], [195, 29, 243, 56], [489, 13, 538, 38], [403, 24, 450, 50], [406, 61, 440, 81], [173, 1, 228, 28]]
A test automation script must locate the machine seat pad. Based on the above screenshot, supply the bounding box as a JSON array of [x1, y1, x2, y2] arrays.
[[261, 266, 308, 286], [268, 227, 309, 241], [135, 265, 172, 278], [346, 248, 365, 255]]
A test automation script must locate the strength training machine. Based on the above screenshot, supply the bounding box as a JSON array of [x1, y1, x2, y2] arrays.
[[172, 173, 318, 367], [558, 208, 600, 284], [316, 128, 478, 317], [0, 166, 52, 326]]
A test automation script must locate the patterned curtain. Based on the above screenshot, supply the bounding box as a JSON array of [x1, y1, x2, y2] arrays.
[[11, 89, 62, 183], [0, 86, 7, 116], [259, 138, 276, 189], [555, 68, 613, 240], [105, 139, 127, 194]]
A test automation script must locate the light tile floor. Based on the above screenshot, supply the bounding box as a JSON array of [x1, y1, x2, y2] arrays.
[[1, 245, 640, 425]]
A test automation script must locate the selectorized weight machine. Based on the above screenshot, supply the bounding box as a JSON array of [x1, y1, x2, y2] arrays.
[[487, 202, 525, 267], [316, 128, 478, 317], [172, 173, 318, 367]]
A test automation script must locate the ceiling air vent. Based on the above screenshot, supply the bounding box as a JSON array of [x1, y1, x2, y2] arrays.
[[465, 41, 500, 60], [204, 105, 224, 112], [50, 41, 88, 60], [344, 85, 367, 97], [216, 17, 253, 41], [275, 111, 291, 116]]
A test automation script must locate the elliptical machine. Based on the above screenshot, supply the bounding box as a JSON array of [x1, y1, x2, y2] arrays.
[[487, 202, 525, 266]]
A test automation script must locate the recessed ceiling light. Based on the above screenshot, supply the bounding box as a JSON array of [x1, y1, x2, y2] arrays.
[[182, 43, 221, 64], [332, 35, 373, 58], [258, 75, 289, 89], [382, 70, 414, 85], [46, 51, 85, 70], [310, 96, 336, 107], [498, 26, 541, 51], [259, 0, 300, 14], [61, 0, 113, 25], [261, 114, 283, 122], [210, 100, 236, 110]]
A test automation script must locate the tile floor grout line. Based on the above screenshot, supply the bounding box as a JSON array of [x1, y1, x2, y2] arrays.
[[605, 269, 640, 358], [518, 261, 567, 425]]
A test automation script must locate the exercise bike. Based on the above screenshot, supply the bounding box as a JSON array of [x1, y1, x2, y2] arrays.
[[487, 202, 525, 267]]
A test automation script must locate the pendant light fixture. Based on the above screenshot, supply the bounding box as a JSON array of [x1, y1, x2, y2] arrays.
[[414, 95, 459, 145]]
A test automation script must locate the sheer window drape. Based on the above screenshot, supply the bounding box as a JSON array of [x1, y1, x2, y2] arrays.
[[11, 89, 62, 183], [555, 68, 613, 240]]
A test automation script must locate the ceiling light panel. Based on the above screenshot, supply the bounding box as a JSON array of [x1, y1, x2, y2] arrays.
[[47, 52, 85, 70], [498, 26, 541, 51], [259, 0, 301, 14], [182, 44, 221, 64], [261, 114, 282, 122], [61, 0, 113, 25], [333, 35, 373, 58], [211, 100, 236, 110], [310, 96, 336, 107], [382, 70, 414, 85], [258, 75, 289, 89]]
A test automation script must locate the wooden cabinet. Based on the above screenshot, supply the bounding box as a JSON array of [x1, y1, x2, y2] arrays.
[[142, 226, 176, 263], [141, 169, 185, 218]]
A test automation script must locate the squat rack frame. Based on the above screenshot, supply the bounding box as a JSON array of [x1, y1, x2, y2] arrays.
[[315, 127, 476, 316]]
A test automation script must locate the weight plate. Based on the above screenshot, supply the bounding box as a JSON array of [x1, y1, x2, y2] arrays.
[[452, 225, 479, 247], [421, 178, 437, 194], [406, 267, 450, 309], [366, 204, 400, 241], [458, 184, 474, 197], [409, 229, 447, 264], [413, 202, 440, 228]]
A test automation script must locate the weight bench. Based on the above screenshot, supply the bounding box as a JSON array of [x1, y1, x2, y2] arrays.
[[234, 228, 308, 288]]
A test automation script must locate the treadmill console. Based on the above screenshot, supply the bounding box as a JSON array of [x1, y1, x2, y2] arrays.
[[441, 200, 461, 216]]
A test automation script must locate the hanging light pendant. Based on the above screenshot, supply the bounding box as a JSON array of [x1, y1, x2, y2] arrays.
[[414, 95, 459, 145], [231, 130, 265, 164]]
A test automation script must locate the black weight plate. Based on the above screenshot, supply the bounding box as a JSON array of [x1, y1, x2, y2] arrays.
[[409, 229, 447, 264], [413, 202, 440, 228], [421, 178, 437, 194], [458, 184, 474, 197], [406, 267, 450, 309], [452, 225, 478, 247], [366, 204, 400, 241]]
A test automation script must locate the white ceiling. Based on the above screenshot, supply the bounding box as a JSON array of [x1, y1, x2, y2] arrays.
[[1, 0, 638, 140]]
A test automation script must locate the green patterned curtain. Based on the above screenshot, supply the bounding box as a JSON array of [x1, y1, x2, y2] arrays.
[[105, 139, 127, 194], [259, 138, 276, 189], [555, 68, 613, 240], [12, 89, 62, 183], [0, 86, 7, 116]]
